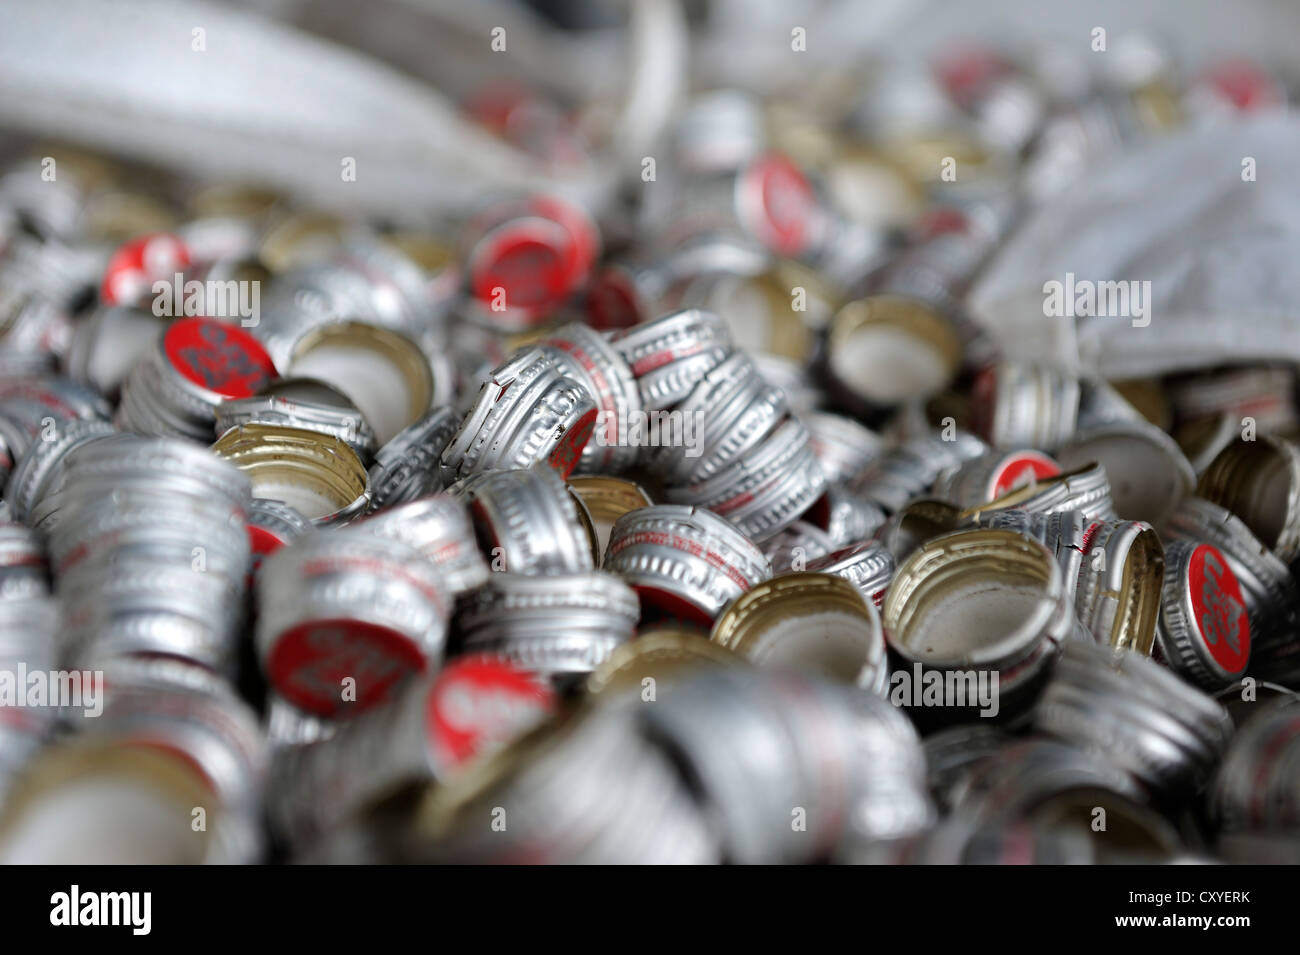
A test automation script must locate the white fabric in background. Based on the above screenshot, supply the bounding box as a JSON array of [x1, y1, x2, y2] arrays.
[[968, 116, 1300, 378]]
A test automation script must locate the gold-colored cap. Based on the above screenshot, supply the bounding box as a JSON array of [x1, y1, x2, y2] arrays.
[[212, 422, 369, 523], [385, 232, 458, 277], [884, 528, 1063, 670], [187, 184, 283, 221], [710, 572, 876, 681], [1197, 435, 1300, 562], [0, 740, 217, 863], [259, 212, 348, 272], [824, 141, 926, 228], [565, 484, 602, 566], [568, 476, 654, 564], [28, 145, 118, 191], [585, 631, 739, 697], [1130, 80, 1183, 134], [878, 128, 997, 187], [751, 268, 820, 361], [568, 476, 654, 523], [289, 321, 435, 439], [1114, 528, 1164, 656], [829, 295, 963, 404], [82, 191, 177, 244]]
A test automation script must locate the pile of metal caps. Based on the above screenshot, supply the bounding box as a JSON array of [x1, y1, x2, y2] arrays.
[[0, 29, 1298, 864]]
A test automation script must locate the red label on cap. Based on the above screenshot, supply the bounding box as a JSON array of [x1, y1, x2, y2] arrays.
[[1204, 60, 1282, 112], [100, 232, 191, 306], [127, 739, 220, 796], [628, 339, 715, 377], [529, 195, 598, 275], [248, 524, 286, 559], [163, 317, 277, 398], [1187, 544, 1250, 674], [470, 224, 573, 318], [991, 451, 1061, 497], [466, 195, 597, 324], [542, 339, 616, 413], [608, 530, 754, 591], [0, 380, 81, 419], [971, 363, 998, 441], [248, 524, 287, 578], [546, 406, 597, 478], [917, 206, 971, 240], [1079, 521, 1103, 554], [426, 655, 555, 770], [633, 585, 715, 628], [587, 270, 642, 330], [744, 153, 818, 258], [461, 79, 536, 134], [935, 45, 1010, 104], [267, 619, 428, 717]]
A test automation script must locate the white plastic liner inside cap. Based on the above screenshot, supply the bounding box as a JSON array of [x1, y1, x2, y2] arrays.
[[830, 324, 950, 404], [741, 610, 882, 682], [897, 579, 1053, 667], [250, 474, 343, 522], [0, 778, 205, 864], [289, 343, 412, 446], [705, 276, 771, 355]]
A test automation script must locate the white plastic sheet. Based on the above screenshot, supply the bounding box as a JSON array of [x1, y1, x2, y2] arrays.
[[968, 116, 1300, 378]]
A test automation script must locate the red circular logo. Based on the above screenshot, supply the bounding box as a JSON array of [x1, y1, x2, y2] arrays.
[[248, 524, 285, 559], [586, 270, 642, 330], [101, 232, 191, 306], [546, 407, 597, 478], [163, 317, 278, 398], [461, 79, 536, 134], [470, 220, 574, 318], [1187, 543, 1250, 674], [248, 524, 288, 578], [991, 451, 1061, 497], [917, 206, 971, 240], [267, 618, 428, 717], [744, 153, 818, 258], [426, 655, 555, 770], [530, 195, 598, 276], [935, 46, 1010, 104], [1203, 60, 1282, 112]]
